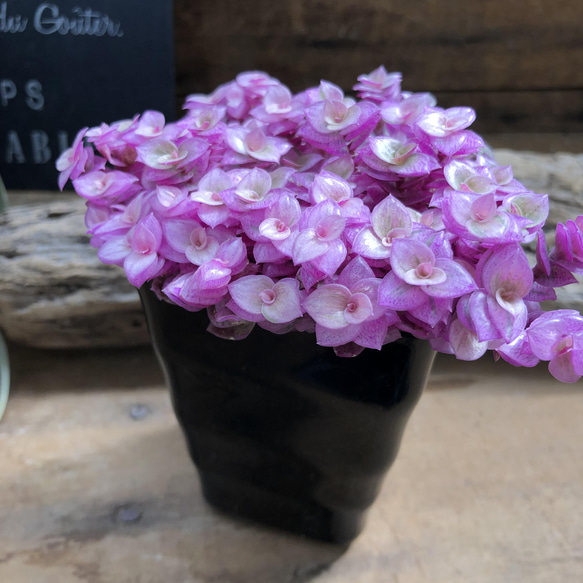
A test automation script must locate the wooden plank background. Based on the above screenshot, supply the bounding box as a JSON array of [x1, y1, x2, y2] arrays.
[[174, 0, 583, 134]]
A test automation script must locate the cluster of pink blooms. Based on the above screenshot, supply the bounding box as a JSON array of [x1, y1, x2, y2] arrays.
[[57, 67, 583, 382]]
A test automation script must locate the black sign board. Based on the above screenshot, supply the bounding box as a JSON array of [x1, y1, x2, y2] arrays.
[[0, 0, 175, 190]]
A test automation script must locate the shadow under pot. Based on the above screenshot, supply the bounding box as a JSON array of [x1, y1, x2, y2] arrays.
[[139, 286, 435, 544]]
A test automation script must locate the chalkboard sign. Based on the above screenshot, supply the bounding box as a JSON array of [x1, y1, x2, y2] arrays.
[[0, 0, 175, 190]]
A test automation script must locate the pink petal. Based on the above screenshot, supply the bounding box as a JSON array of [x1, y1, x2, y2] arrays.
[[185, 235, 220, 266], [351, 278, 384, 318], [337, 256, 375, 288], [226, 299, 266, 322], [293, 229, 329, 264], [343, 292, 373, 325], [353, 318, 388, 350], [190, 262, 232, 291], [234, 167, 272, 202], [259, 217, 291, 241], [198, 167, 234, 193], [215, 237, 247, 270], [378, 271, 427, 311], [417, 107, 475, 137], [470, 193, 497, 221], [481, 244, 533, 299], [449, 318, 488, 361], [207, 320, 256, 341], [253, 241, 287, 263], [311, 171, 352, 204], [392, 153, 440, 177], [486, 295, 527, 343], [467, 291, 500, 342], [316, 214, 346, 241], [527, 310, 583, 360], [554, 222, 574, 262], [136, 139, 183, 169], [404, 265, 446, 287], [303, 284, 351, 329], [98, 235, 130, 265], [310, 239, 347, 276], [496, 333, 539, 368], [225, 127, 247, 154], [131, 214, 162, 254], [164, 220, 200, 253], [321, 154, 354, 179], [535, 230, 551, 276], [535, 261, 578, 288], [422, 259, 477, 298], [504, 193, 549, 231], [444, 160, 478, 191], [390, 239, 435, 279], [262, 279, 303, 323], [524, 282, 557, 302], [298, 263, 327, 290], [409, 297, 451, 327], [266, 194, 301, 225], [272, 227, 298, 257], [466, 213, 511, 240], [549, 351, 583, 383], [352, 227, 391, 260], [302, 199, 342, 229], [305, 102, 332, 134], [229, 275, 273, 314], [333, 342, 366, 357], [432, 131, 483, 157], [135, 110, 165, 137], [296, 122, 348, 154], [315, 323, 360, 346], [197, 204, 232, 228], [458, 167, 497, 193], [371, 195, 412, 240], [369, 137, 413, 164], [73, 170, 139, 203], [318, 80, 345, 101], [249, 138, 291, 163], [124, 252, 164, 287]]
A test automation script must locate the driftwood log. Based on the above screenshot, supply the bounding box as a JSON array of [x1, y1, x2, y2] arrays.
[[0, 199, 149, 348], [1, 149, 582, 348]]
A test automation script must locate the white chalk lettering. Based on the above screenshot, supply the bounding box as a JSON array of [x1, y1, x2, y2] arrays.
[[0, 79, 16, 106], [5, 131, 25, 163], [31, 130, 51, 163], [0, 2, 28, 33], [25, 79, 44, 111], [34, 3, 123, 37], [1, 79, 46, 110]]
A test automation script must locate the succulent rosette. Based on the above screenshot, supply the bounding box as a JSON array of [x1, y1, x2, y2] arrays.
[[58, 67, 583, 383]]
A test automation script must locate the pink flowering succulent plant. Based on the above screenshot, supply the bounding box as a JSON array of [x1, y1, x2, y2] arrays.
[[58, 67, 583, 383]]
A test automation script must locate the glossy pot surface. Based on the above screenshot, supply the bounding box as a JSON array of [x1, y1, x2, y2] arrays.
[[140, 287, 435, 544]]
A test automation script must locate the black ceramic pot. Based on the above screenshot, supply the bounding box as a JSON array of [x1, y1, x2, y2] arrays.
[[139, 287, 435, 544]]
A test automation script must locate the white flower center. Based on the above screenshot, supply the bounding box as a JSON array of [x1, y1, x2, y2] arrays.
[[259, 289, 276, 305], [415, 262, 434, 279]]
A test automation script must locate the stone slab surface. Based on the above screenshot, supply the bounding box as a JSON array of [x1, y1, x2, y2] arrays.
[[0, 347, 581, 582]]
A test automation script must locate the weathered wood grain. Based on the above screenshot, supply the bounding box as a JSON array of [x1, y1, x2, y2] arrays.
[[173, 0, 583, 132], [0, 199, 148, 349], [435, 90, 583, 133]]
